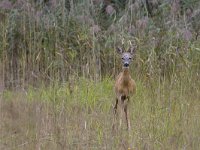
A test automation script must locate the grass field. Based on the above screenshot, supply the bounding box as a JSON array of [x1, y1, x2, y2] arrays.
[[0, 76, 199, 150], [1, 0, 200, 149]]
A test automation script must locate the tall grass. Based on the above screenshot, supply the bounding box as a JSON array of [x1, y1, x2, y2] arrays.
[[0, 76, 200, 149], [0, 0, 199, 89], [0, 0, 200, 149]]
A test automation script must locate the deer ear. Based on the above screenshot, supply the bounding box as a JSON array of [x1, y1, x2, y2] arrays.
[[128, 46, 136, 55], [116, 47, 123, 54]]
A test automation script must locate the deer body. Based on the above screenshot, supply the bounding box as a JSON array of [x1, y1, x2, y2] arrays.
[[115, 68, 136, 97], [113, 47, 136, 130]]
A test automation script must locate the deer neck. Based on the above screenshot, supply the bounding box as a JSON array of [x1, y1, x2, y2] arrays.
[[122, 68, 131, 85]]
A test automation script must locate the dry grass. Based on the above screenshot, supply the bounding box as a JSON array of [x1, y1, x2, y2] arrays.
[[0, 1, 200, 149], [0, 78, 199, 150]]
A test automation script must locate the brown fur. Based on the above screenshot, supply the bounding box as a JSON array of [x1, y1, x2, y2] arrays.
[[114, 48, 136, 130], [115, 68, 136, 97], [113, 58, 136, 131]]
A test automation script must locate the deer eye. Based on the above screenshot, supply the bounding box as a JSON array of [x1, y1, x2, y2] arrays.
[[122, 58, 124, 60], [129, 57, 131, 60]]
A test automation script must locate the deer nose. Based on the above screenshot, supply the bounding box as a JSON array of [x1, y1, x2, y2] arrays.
[[124, 63, 129, 67]]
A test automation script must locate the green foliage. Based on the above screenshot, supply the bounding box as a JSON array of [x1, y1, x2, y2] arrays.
[[0, 0, 200, 89], [180, 0, 200, 10]]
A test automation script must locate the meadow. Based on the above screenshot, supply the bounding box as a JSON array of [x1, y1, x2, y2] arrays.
[[0, 0, 200, 149], [1, 75, 200, 149]]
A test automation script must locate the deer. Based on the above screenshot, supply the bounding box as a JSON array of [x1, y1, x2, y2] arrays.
[[113, 46, 136, 131]]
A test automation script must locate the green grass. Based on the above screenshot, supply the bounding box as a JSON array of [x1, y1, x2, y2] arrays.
[[0, 77, 199, 149]]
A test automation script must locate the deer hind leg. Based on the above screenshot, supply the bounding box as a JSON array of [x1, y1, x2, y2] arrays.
[[112, 98, 118, 130], [114, 98, 118, 115]]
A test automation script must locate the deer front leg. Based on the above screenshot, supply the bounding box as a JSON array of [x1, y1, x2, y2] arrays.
[[119, 103, 123, 129], [119, 95, 126, 129], [124, 97, 131, 131], [124, 104, 130, 131]]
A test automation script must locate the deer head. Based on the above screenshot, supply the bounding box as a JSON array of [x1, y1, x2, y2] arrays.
[[116, 46, 136, 68]]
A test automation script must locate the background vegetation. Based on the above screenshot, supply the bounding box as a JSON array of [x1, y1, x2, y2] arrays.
[[0, 0, 200, 149]]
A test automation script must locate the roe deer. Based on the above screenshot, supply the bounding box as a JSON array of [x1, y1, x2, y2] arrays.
[[114, 46, 136, 131]]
